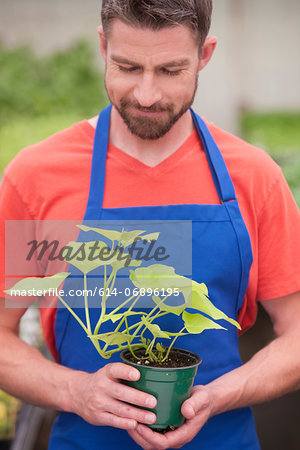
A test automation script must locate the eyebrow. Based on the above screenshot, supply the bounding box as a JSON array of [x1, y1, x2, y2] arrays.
[[111, 55, 190, 68]]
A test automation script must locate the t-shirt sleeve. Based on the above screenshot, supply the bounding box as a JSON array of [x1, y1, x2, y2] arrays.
[[0, 173, 37, 300], [256, 169, 300, 301]]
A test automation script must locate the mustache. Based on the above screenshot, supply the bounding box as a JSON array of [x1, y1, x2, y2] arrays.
[[120, 98, 174, 113]]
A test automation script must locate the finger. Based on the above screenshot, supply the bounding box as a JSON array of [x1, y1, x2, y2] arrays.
[[163, 421, 195, 448], [182, 401, 196, 419], [105, 362, 140, 382], [181, 387, 211, 419], [107, 398, 156, 425], [111, 381, 157, 409], [136, 421, 195, 449], [136, 424, 169, 449], [128, 429, 155, 450], [99, 411, 138, 430]]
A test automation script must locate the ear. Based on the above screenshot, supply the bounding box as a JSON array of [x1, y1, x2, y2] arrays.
[[198, 36, 217, 72], [97, 25, 107, 62]]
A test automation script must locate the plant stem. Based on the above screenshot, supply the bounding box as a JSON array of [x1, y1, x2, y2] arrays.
[[100, 294, 142, 354], [105, 343, 142, 358], [84, 273, 91, 334], [146, 294, 172, 322], [110, 294, 144, 340], [148, 311, 168, 323], [94, 266, 116, 335], [130, 295, 171, 344], [88, 337, 110, 359], [146, 337, 158, 362], [57, 295, 88, 333], [162, 326, 186, 362], [107, 293, 137, 317], [124, 316, 139, 360], [113, 295, 141, 332]]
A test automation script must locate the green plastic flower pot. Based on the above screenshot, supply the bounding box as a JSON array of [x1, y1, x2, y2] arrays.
[[121, 348, 201, 430]]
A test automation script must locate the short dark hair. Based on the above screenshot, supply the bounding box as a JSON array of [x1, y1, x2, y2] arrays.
[[101, 0, 213, 49]]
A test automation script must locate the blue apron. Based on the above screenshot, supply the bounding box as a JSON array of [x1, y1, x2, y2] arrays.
[[50, 105, 261, 449]]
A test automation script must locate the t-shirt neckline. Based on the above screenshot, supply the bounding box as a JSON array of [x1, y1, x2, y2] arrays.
[[81, 120, 202, 177]]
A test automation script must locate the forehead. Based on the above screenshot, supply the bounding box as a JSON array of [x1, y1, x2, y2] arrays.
[[106, 19, 199, 63]]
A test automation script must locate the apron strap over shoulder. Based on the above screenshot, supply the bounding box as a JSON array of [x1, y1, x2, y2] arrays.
[[84, 104, 112, 218], [190, 109, 236, 203]]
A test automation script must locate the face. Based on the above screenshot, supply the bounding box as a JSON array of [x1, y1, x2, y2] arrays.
[[100, 20, 211, 140]]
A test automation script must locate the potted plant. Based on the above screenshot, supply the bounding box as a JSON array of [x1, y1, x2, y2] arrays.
[[6, 225, 240, 431]]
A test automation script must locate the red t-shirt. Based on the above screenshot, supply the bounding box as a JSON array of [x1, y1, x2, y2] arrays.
[[1, 118, 299, 359]]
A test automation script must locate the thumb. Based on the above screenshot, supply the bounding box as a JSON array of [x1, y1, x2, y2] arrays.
[[181, 387, 211, 419]]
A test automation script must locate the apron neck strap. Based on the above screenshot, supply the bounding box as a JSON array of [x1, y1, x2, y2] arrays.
[[190, 109, 236, 203], [84, 104, 112, 217]]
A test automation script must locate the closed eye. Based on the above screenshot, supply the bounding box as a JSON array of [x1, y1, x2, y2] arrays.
[[161, 68, 182, 76], [118, 65, 139, 73], [118, 66, 182, 76]]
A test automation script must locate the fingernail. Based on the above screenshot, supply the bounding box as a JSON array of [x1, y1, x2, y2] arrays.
[[146, 413, 156, 423], [146, 396, 156, 408], [130, 370, 140, 380], [129, 419, 137, 429], [187, 404, 195, 417]]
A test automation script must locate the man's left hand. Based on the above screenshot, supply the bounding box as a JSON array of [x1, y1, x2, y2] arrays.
[[128, 385, 213, 449]]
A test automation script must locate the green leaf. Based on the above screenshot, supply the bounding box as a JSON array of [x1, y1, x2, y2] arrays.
[[64, 241, 119, 274], [136, 232, 160, 242], [77, 225, 122, 242], [5, 272, 70, 296], [120, 230, 147, 245], [102, 313, 123, 323], [103, 311, 145, 323], [110, 253, 142, 271], [77, 227, 161, 254], [156, 342, 165, 353], [185, 290, 241, 330], [92, 332, 132, 346], [191, 281, 209, 296], [141, 316, 170, 339], [181, 280, 208, 301], [183, 311, 227, 334], [152, 296, 186, 316], [140, 336, 147, 346], [77, 226, 146, 246], [123, 231, 161, 249], [130, 264, 193, 291]]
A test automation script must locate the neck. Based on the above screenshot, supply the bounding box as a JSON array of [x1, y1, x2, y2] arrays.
[[110, 106, 195, 167]]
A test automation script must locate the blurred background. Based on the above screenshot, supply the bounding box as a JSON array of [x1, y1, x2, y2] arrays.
[[0, 0, 299, 448]]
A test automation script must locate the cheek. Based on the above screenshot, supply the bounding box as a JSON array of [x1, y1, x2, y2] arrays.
[[162, 81, 192, 102], [105, 72, 134, 100]]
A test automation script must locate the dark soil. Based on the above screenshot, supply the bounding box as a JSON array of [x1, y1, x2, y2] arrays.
[[123, 348, 201, 368], [154, 425, 176, 434]]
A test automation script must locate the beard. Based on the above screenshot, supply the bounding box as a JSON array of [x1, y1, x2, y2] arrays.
[[106, 76, 198, 141]]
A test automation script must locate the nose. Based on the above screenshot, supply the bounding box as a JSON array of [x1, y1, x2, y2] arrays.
[[133, 72, 163, 107]]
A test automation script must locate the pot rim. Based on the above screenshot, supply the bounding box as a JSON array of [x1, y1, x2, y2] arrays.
[[120, 347, 202, 371]]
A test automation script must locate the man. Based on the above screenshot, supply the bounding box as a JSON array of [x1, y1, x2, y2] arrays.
[[0, 1, 300, 449]]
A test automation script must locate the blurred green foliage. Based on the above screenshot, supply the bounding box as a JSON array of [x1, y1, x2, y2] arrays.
[[241, 112, 300, 206], [0, 41, 107, 172], [0, 113, 89, 172], [0, 390, 20, 439], [0, 41, 106, 122]]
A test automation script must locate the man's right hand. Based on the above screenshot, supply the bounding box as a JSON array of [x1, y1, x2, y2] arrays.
[[69, 362, 157, 430], [0, 303, 156, 432]]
